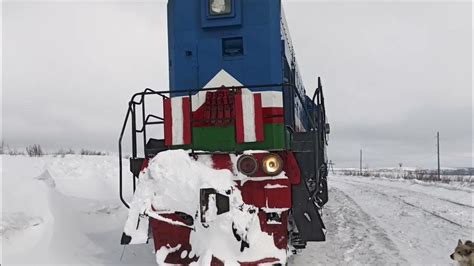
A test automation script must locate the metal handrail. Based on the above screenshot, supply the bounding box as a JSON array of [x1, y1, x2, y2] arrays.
[[118, 83, 324, 208]]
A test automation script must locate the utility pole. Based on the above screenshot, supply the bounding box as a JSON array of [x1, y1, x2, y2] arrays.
[[437, 132, 440, 181], [328, 160, 335, 174], [360, 149, 363, 175]]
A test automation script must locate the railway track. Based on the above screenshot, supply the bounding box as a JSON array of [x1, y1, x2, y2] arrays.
[[398, 198, 466, 228], [438, 198, 474, 209], [334, 178, 473, 229], [339, 178, 474, 209]]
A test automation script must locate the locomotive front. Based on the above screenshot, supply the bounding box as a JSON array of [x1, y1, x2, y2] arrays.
[[118, 0, 330, 264]]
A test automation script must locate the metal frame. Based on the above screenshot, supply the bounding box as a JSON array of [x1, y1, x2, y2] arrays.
[[118, 83, 325, 208]]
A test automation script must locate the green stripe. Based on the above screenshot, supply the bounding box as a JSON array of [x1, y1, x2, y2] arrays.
[[172, 124, 287, 152]]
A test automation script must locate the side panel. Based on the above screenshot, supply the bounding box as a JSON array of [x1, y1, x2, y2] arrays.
[[280, 8, 313, 133]]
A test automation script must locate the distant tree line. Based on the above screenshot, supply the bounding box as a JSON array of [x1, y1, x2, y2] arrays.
[[338, 168, 473, 183], [0, 142, 108, 157]]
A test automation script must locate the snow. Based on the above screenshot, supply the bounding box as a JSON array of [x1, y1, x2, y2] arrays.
[[1, 154, 156, 265], [241, 92, 257, 142], [291, 175, 473, 265], [124, 150, 287, 264], [264, 184, 287, 189], [156, 244, 182, 265], [171, 97, 184, 145], [1, 154, 472, 265]]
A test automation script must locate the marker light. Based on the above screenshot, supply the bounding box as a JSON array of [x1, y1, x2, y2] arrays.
[[210, 0, 231, 16], [262, 154, 283, 176], [237, 155, 258, 176]]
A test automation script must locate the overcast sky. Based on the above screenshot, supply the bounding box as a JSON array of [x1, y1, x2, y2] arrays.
[[2, 0, 472, 168]]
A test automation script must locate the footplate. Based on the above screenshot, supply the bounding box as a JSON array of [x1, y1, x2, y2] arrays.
[[291, 181, 326, 242]]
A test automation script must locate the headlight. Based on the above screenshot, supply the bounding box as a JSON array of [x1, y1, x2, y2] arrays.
[[261, 154, 283, 176], [237, 155, 258, 176], [210, 0, 231, 16]]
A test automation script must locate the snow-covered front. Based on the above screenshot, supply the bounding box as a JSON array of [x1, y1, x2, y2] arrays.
[[123, 150, 286, 264], [1, 154, 472, 265]]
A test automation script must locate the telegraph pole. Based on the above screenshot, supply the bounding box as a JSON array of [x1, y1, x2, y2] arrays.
[[328, 160, 335, 174], [360, 149, 363, 175], [437, 132, 440, 181]]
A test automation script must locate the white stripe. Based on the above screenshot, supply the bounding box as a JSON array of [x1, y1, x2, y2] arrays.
[[241, 93, 256, 142], [261, 91, 283, 108], [193, 69, 244, 111], [171, 97, 183, 145], [192, 69, 284, 111]]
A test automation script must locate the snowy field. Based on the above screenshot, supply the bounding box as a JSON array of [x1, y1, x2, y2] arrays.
[[1, 155, 472, 265]]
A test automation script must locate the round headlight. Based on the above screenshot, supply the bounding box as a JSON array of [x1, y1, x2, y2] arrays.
[[261, 154, 283, 176], [210, 0, 231, 15], [237, 155, 258, 176]]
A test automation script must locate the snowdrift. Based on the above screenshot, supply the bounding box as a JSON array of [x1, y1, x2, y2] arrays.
[[1, 154, 471, 265], [1, 155, 155, 265]]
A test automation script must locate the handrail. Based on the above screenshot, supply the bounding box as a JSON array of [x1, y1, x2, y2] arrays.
[[118, 105, 132, 208], [128, 83, 318, 132], [118, 82, 323, 208]]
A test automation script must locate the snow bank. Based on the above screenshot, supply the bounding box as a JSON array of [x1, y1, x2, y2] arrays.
[[1, 155, 156, 265], [2, 154, 470, 265], [124, 150, 286, 265]]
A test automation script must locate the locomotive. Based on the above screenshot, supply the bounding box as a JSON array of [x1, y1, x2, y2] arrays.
[[119, 0, 330, 264]]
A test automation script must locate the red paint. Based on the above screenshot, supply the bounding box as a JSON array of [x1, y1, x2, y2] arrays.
[[216, 91, 224, 126], [283, 151, 301, 185], [211, 256, 225, 266], [239, 257, 281, 266], [163, 98, 172, 146], [148, 151, 298, 264], [253, 93, 264, 142], [211, 154, 233, 172], [235, 92, 245, 144], [262, 107, 284, 124], [149, 214, 198, 264], [213, 256, 281, 266], [192, 94, 283, 127], [193, 90, 235, 127], [140, 159, 149, 172], [182, 97, 192, 145], [239, 180, 267, 207], [211, 151, 299, 208], [238, 178, 291, 209], [264, 179, 291, 208]]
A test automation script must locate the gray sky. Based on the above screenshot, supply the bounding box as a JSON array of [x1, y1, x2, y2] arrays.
[[2, 0, 472, 168]]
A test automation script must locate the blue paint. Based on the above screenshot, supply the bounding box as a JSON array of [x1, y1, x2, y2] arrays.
[[167, 0, 315, 131], [168, 0, 282, 92]]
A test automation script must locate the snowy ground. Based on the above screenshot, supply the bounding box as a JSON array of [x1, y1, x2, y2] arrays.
[[1, 155, 472, 265], [1, 155, 156, 265], [291, 175, 473, 265]]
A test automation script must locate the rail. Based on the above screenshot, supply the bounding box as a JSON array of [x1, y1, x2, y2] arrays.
[[118, 82, 326, 208]]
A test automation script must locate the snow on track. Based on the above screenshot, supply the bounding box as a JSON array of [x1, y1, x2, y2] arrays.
[[291, 175, 472, 265], [2, 156, 472, 265], [290, 186, 407, 265]]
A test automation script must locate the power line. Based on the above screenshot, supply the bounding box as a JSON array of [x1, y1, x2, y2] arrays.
[[437, 132, 441, 181]]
